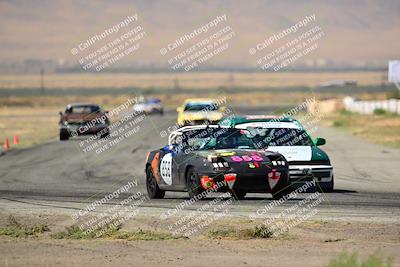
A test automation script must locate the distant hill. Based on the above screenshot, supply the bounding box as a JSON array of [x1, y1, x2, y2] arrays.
[[0, 0, 399, 71]]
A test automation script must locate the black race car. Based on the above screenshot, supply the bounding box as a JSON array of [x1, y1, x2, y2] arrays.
[[145, 125, 290, 200]]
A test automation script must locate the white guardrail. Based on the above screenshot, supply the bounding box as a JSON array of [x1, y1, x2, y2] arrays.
[[343, 96, 400, 115]]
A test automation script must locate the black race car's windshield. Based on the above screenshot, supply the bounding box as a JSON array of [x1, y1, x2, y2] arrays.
[[184, 103, 218, 111], [180, 128, 256, 151], [247, 127, 313, 147]]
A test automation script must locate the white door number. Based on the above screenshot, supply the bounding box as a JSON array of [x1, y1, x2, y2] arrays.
[[160, 153, 172, 185]]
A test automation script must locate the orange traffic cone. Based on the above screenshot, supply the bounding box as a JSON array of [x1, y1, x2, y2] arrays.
[[3, 138, 10, 150], [13, 134, 19, 145]]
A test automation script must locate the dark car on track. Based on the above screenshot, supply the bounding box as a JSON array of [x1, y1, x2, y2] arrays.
[[145, 125, 290, 200], [58, 103, 110, 140]]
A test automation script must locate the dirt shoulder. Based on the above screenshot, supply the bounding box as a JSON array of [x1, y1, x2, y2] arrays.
[[0, 213, 398, 267]]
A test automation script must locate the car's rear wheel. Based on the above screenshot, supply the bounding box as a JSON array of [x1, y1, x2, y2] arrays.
[[186, 167, 205, 199], [146, 167, 165, 199], [317, 175, 334, 193], [59, 130, 69, 141], [230, 189, 246, 200]]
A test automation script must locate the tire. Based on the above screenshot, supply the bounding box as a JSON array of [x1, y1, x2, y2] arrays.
[[146, 167, 165, 199], [272, 184, 293, 200], [59, 130, 69, 141], [230, 189, 246, 200], [186, 167, 205, 199], [100, 128, 110, 139], [317, 175, 334, 193]]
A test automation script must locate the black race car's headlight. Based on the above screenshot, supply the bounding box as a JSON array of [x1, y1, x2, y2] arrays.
[[212, 161, 229, 169], [271, 160, 286, 166], [206, 155, 230, 170]]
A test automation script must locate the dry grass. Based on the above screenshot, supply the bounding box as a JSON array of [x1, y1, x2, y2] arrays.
[[0, 215, 49, 238], [0, 107, 59, 148], [322, 110, 400, 148], [0, 71, 384, 89], [0, 95, 138, 108]]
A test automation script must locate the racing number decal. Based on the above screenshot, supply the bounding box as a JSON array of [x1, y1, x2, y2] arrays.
[[160, 153, 173, 185], [231, 155, 263, 162]]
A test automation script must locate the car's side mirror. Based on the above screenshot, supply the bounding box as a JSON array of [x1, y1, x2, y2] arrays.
[[176, 107, 183, 113], [58, 111, 63, 116], [315, 138, 326, 146]]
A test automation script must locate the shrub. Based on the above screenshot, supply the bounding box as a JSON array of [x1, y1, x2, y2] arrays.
[[327, 251, 393, 267], [373, 108, 387, 115], [0, 215, 49, 237]]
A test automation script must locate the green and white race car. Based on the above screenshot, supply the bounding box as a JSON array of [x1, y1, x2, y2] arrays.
[[220, 115, 334, 192]]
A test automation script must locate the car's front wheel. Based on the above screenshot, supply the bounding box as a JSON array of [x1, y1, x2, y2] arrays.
[[146, 167, 165, 199], [100, 128, 110, 139], [230, 189, 246, 200], [186, 167, 205, 199], [272, 184, 293, 200], [317, 175, 334, 193], [59, 130, 69, 141]]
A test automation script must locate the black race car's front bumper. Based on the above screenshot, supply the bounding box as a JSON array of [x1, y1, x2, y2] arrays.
[[198, 166, 290, 193]]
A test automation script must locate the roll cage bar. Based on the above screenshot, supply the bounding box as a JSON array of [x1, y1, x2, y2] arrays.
[[168, 125, 232, 146]]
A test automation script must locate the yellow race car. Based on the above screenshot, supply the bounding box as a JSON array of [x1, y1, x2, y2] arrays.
[[176, 98, 226, 126]]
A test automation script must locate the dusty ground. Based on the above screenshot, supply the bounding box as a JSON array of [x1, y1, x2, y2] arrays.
[[0, 213, 399, 267]]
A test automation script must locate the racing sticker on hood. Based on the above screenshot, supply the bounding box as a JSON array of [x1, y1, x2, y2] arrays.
[[160, 153, 172, 185], [266, 146, 312, 161]]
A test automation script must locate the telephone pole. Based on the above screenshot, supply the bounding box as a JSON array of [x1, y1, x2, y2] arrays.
[[40, 68, 45, 92]]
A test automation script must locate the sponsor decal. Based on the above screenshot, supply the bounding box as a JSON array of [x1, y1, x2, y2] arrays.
[[200, 176, 215, 189], [224, 173, 237, 189], [231, 155, 264, 162], [248, 162, 260, 169], [219, 151, 235, 156], [267, 169, 281, 189], [151, 152, 161, 181]]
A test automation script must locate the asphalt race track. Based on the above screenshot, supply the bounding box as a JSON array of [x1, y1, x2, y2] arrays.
[[0, 107, 399, 223]]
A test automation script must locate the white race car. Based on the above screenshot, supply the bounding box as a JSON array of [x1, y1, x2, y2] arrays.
[[133, 98, 164, 115], [221, 115, 334, 192]]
